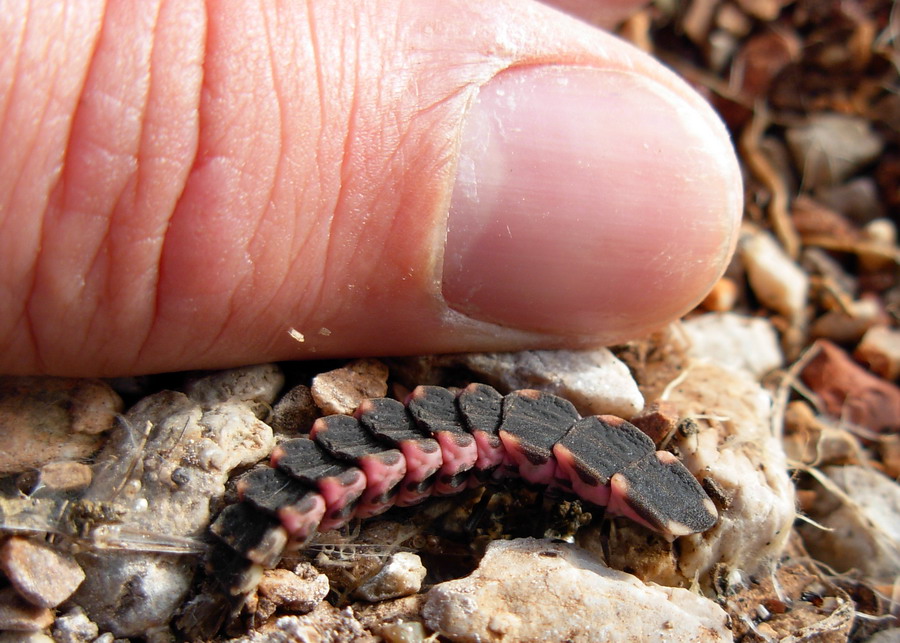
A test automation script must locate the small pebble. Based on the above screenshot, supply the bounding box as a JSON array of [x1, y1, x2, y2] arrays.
[[810, 298, 884, 344], [185, 364, 284, 414], [354, 553, 427, 602], [682, 312, 783, 378], [629, 401, 681, 444], [856, 326, 900, 381], [0, 586, 55, 632], [0, 537, 85, 608], [380, 621, 427, 643], [255, 565, 330, 620], [51, 607, 100, 643], [312, 359, 389, 415], [270, 384, 319, 434], [740, 228, 808, 323], [700, 276, 739, 312]]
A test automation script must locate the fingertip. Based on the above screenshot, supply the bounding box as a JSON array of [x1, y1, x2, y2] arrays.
[[442, 66, 742, 342]]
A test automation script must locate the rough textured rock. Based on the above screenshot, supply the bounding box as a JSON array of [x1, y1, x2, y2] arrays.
[[423, 538, 732, 643], [447, 349, 644, 419], [0, 377, 122, 475], [231, 603, 376, 643], [312, 359, 390, 415], [856, 325, 900, 381], [0, 586, 54, 632], [801, 340, 900, 435], [72, 386, 274, 637], [683, 312, 783, 379], [353, 553, 427, 602], [0, 536, 85, 608], [801, 465, 900, 583], [51, 607, 100, 643], [740, 228, 808, 323], [254, 564, 330, 621], [270, 384, 319, 435], [186, 363, 284, 414]]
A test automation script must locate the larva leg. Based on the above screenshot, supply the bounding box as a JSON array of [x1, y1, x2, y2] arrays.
[[355, 397, 442, 506], [406, 386, 479, 494], [270, 438, 366, 531], [456, 383, 505, 482], [498, 389, 579, 485], [310, 414, 406, 518]]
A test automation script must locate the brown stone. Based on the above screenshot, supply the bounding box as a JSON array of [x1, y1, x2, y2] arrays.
[[0, 537, 85, 608], [270, 384, 319, 434], [800, 340, 900, 435], [0, 377, 122, 475], [311, 359, 389, 415], [629, 401, 681, 444], [0, 586, 54, 631]]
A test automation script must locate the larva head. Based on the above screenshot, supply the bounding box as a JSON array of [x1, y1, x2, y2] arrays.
[[608, 451, 718, 540]]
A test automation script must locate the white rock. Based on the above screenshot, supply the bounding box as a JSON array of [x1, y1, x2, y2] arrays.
[[455, 349, 644, 419], [740, 228, 808, 323], [51, 607, 100, 643], [682, 313, 783, 379], [800, 465, 900, 583], [655, 362, 795, 587], [312, 359, 390, 415], [354, 553, 427, 602], [423, 538, 732, 643], [186, 363, 284, 413], [856, 326, 900, 381]]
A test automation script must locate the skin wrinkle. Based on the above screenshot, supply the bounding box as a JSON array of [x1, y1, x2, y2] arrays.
[[126, 1, 195, 370], [50, 1, 157, 372], [143, 2, 279, 367], [308, 2, 357, 326], [293, 0, 331, 328], [0, 6, 26, 147], [24, 1, 109, 372], [136, 1, 206, 372], [246, 3, 292, 325], [0, 2, 40, 366]]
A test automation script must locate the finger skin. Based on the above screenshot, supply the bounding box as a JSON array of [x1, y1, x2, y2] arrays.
[[0, 0, 741, 376]]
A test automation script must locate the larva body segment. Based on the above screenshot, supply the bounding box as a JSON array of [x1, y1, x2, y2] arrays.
[[207, 383, 718, 596]]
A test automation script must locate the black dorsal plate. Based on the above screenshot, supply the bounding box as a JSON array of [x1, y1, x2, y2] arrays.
[[457, 383, 503, 441], [554, 415, 655, 485], [499, 390, 579, 465]]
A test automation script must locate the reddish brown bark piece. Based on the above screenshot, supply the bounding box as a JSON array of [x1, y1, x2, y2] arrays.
[[801, 340, 900, 435]]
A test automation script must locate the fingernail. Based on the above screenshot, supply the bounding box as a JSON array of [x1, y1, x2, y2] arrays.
[[443, 66, 741, 338]]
